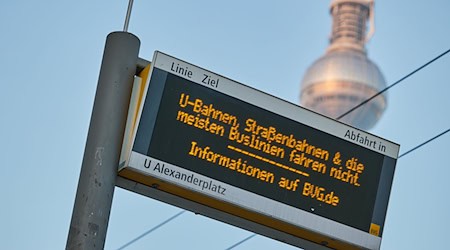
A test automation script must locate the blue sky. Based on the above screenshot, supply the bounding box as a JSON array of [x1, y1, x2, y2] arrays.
[[2, 1, 450, 249]]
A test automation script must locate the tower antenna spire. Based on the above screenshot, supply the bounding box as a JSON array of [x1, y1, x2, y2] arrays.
[[328, 0, 374, 53]]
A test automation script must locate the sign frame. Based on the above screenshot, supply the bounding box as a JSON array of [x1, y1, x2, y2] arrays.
[[118, 51, 399, 250]]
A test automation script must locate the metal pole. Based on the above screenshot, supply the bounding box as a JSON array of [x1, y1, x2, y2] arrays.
[[123, 0, 134, 32], [66, 32, 140, 250]]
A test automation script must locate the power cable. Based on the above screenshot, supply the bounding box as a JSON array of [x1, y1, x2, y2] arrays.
[[398, 128, 450, 158], [115, 210, 185, 250], [118, 47, 450, 249], [226, 233, 256, 250], [337, 48, 450, 120], [225, 234, 257, 250]]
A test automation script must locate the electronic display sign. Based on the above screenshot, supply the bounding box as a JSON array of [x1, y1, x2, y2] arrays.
[[119, 51, 399, 249]]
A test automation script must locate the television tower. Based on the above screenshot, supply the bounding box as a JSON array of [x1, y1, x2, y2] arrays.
[[300, 0, 386, 130]]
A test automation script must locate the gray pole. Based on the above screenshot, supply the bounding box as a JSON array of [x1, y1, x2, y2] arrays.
[[123, 0, 134, 32], [66, 32, 140, 250]]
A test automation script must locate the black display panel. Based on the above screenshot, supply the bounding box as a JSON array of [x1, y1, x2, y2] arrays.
[[132, 67, 396, 235]]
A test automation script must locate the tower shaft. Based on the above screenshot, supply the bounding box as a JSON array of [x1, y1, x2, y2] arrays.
[[328, 0, 372, 53]]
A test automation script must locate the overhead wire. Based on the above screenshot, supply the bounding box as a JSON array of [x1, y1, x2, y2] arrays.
[[398, 128, 450, 158], [224, 234, 257, 250], [336, 48, 450, 120], [227, 234, 256, 250], [118, 48, 450, 249], [115, 210, 185, 250]]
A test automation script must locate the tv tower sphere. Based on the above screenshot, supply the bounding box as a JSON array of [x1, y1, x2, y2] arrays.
[[300, 0, 386, 130]]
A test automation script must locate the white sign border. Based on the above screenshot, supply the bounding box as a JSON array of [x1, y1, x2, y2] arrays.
[[150, 51, 399, 158], [128, 151, 381, 249]]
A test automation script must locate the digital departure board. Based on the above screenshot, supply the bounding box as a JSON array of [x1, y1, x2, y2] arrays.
[[119, 51, 399, 250]]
